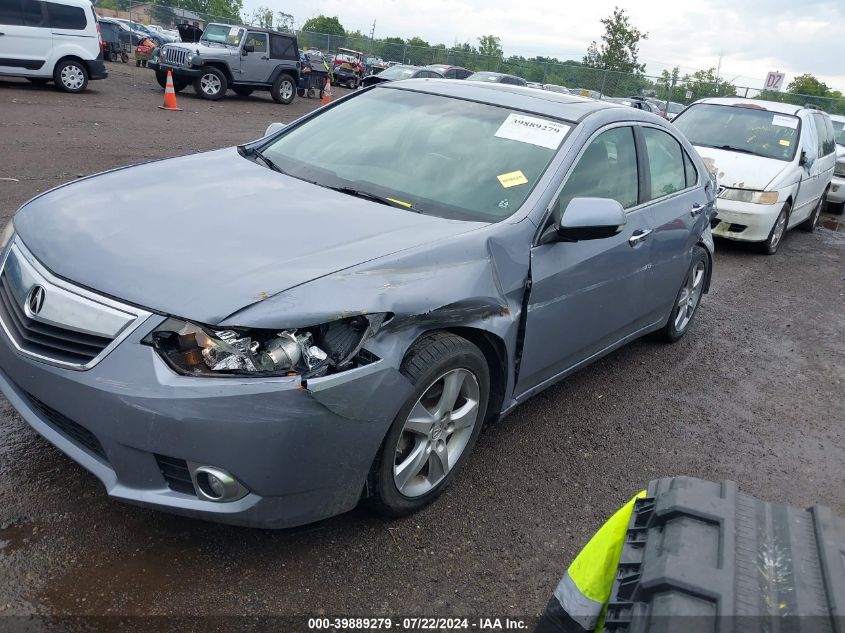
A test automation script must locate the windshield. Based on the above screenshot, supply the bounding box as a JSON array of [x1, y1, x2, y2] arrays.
[[833, 120, 845, 146], [673, 103, 800, 161], [259, 88, 570, 222], [468, 73, 501, 82], [668, 102, 684, 114], [201, 24, 244, 46], [376, 66, 417, 80]]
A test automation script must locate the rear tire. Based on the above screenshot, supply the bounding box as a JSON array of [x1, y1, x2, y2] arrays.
[[193, 66, 227, 100], [53, 59, 88, 93], [658, 246, 709, 343], [799, 191, 825, 232], [759, 203, 789, 254], [368, 332, 490, 517], [271, 73, 296, 104]]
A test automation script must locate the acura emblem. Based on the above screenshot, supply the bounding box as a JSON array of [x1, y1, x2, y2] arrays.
[[26, 285, 46, 316]]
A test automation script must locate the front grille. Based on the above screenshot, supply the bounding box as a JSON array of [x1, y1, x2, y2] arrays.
[[155, 454, 196, 496], [24, 392, 107, 462], [0, 273, 113, 365], [164, 47, 188, 66]]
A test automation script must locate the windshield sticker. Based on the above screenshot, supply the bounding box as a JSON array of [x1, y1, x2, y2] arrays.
[[779, 139, 791, 146], [497, 170, 529, 188], [229, 26, 240, 37], [494, 114, 570, 150], [772, 115, 798, 129]]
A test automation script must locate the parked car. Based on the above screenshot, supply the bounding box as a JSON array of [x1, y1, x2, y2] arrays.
[[543, 83, 569, 94], [145, 23, 178, 41], [673, 98, 836, 253], [466, 71, 526, 86], [0, 80, 715, 528], [424, 64, 472, 79], [109, 17, 166, 46], [360, 64, 442, 86], [147, 23, 300, 103], [827, 114, 845, 214], [0, 0, 107, 92]]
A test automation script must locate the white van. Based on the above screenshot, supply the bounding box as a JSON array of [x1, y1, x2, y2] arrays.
[[673, 98, 836, 254], [0, 0, 106, 92]]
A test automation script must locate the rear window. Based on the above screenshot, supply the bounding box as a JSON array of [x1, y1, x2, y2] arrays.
[[45, 1, 86, 29], [269, 34, 297, 60], [673, 103, 800, 161]]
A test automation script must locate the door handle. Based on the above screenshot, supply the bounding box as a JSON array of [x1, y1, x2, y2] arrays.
[[690, 203, 704, 217], [628, 229, 652, 246]]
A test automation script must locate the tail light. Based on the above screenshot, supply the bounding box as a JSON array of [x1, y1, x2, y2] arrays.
[[96, 21, 104, 49]]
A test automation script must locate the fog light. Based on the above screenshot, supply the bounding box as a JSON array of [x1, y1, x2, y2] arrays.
[[190, 465, 248, 502]]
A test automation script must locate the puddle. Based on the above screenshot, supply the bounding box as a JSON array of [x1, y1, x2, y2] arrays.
[[0, 520, 37, 553]]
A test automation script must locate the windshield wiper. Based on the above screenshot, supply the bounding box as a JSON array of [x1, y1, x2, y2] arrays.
[[252, 150, 287, 175], [708, 144, 761, 156], [325, 185, 422, 212]]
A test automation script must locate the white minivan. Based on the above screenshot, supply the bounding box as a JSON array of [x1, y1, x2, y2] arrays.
[[0, 0, 107, 92], [673, 98, 836, 254]]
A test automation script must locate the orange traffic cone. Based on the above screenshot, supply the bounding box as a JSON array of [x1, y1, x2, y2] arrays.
[[321, 78, 332, 106], [158, 70, 182, 111]]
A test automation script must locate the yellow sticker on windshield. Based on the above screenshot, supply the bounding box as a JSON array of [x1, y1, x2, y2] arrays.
[[779, 139, 790, 146], [497, 170, 528, 188], [386, 197, 412, 208]]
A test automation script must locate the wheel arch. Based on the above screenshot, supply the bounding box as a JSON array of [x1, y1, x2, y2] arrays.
[[201, 61, 233, 83], [269, 65, 299, 84]]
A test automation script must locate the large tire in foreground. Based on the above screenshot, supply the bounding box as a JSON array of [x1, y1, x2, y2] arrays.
[[270, 73, 296, 105], [368, 332, 490, 517], [53, 59, 88, 93], [657, 245, 708, 343], [605, 477, 845, 630], [193, 66, 227, 100]]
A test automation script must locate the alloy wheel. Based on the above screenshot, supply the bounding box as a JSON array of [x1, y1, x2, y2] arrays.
[[61, 65, 85, 91], [393, 368, 480, 498], [280, 80, 293, 100], [770, 209, 787, 250], [200, 73, 221, 96], [674, 260, 706, 333]]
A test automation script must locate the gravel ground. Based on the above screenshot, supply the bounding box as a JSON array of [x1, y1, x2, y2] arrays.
[[0, 65, 844, 621]]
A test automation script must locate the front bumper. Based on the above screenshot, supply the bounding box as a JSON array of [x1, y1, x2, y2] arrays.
[[147, 61, 203, 79], [711, 198, 782, 242], [828, 175, 845, 204], [0, 311, 412, 528]]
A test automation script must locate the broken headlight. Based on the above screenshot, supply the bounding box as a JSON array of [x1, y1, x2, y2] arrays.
[[146, 314, 387, 378]]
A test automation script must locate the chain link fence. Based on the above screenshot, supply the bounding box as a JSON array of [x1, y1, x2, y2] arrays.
[[99, 0, 845, 114]]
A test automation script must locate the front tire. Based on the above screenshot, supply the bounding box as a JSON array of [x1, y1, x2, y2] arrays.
[[53, 59, 88, 93], [271, 73, 296, 105], [658, 245, 709, 342], [193, 66, 227, 100], [760, 203, 790, 254], [369, 332, 490, 517]]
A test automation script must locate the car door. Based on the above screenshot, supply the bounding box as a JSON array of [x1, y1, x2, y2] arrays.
[[793, 113, 820, 217], [239, 31, 270, 83], [0, 0, 52, 76], [516, 125, 655, 395], [638, 125, 712, 323]]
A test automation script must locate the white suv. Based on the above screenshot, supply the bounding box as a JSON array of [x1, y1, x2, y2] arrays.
[[0, 0, 107, 92]]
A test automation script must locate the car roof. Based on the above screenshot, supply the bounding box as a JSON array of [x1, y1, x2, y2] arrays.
[[379, 79, 622, 122], [425, 64, 465, 71], [695, 97, 814, 116], [830, 113, 845, 123]]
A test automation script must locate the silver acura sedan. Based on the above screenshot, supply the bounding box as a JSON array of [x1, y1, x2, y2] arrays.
[[0, 80, 715, 528]]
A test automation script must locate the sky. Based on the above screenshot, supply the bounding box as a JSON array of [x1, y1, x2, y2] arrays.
[[242, 0, 845, 91]]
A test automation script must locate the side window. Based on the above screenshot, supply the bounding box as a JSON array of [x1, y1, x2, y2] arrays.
[[269, 34, 297, 60], [812, 114, 825, 158], [457, 69, 471, 79], [825, 117, 836, 156], [683, 151, 698, 188], [444, 69, 456, 79], [21, 0, 45, 26], [643, 127, 686, 200], [45, 2, 85, 29], [557, 126, 639, 212], [0, 0, 23, 26], [244, 32, 267, 53]]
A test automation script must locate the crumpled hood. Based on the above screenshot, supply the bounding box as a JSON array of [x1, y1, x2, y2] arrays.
[[14, 148, 486, 324], [694, 146, 789, 191]]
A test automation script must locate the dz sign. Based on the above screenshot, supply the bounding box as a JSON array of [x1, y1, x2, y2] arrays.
[[764, 71, 786, 91]]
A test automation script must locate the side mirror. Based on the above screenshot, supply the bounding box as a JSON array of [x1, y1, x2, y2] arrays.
[[546, 197, 627, 243], [264, 122, 286, 136], [242, 44, 254, 55]]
